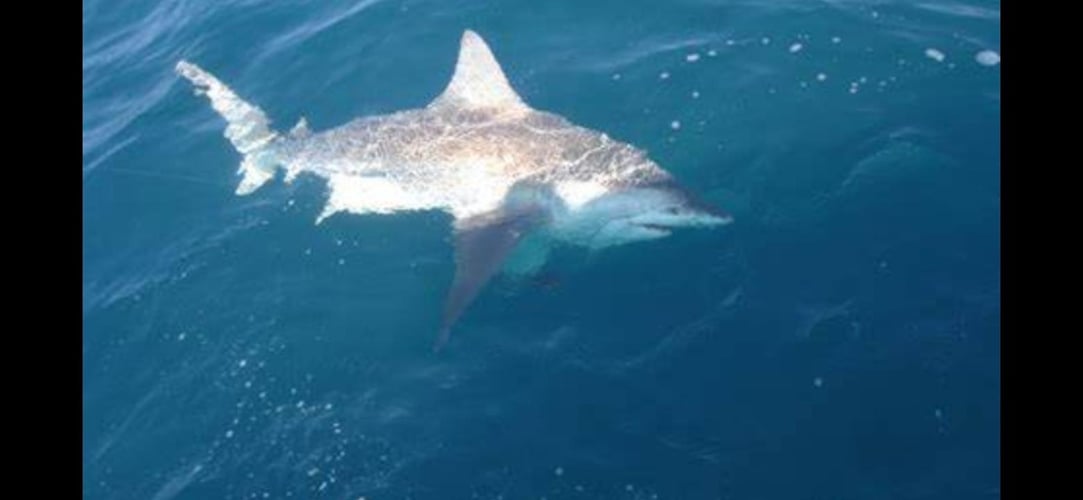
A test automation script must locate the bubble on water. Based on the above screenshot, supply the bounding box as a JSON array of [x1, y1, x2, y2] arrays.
[[670, 120, 681, 130], [761, 37, 771, 45], [975, 50, 1000, 66], [924, 48, 946, 62], [813, 377, 824, 387], [707, 49, 718, 56], [612, 73, 621, 80], [659, 71, 670, 80], [831, 36, 841, 44], [691, 91, 700, 99], [554, 466, 564, 476], [685, 53, 700, 62], [789, 43, 803, 53], [816, 73, 827, 82]]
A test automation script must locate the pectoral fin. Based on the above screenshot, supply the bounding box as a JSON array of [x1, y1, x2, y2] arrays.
[[435, 206, 545, 351]]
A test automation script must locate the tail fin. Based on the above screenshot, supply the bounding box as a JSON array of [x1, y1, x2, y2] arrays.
[[176, 60, 280, 195]]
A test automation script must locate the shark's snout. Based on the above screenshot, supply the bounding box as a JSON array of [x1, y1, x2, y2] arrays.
[[679, 197, 733, 225], [646, 181, 734, 228]]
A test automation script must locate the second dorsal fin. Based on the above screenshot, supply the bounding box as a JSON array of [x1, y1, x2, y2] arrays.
[[428, 30, 529, 114]]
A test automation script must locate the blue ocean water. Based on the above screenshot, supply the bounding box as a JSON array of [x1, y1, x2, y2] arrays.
[[83, 1, 1000, 499]]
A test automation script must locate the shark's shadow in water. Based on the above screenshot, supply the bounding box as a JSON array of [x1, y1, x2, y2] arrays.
[[177, 30, 732, 350]]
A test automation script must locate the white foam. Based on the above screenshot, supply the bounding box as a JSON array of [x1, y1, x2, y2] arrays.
[[975, 50, 1000, 66], [924, 48, 946, 62], [685, 53, 700, 62], [816, 73, 827, 82], [789, 43, 803, 53], [707, 49, 718, 57], [670, 120, 681, 130], [659, 71, 670, 80]]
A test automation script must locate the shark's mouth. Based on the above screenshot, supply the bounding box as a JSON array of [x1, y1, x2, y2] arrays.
[[636, 223, 673, 235]]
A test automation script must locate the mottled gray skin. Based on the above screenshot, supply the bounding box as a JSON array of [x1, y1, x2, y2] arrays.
[[274, 106, 670, 203]]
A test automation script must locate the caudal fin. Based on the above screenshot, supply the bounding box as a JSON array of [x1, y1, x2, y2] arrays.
[[176, 60, 280, 195]]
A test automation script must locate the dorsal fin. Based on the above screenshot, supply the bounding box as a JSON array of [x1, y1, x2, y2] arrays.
[[428, 30, 529, 114]]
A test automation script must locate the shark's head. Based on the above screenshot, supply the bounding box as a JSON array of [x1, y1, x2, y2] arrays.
[[565, 178, 733, 248]]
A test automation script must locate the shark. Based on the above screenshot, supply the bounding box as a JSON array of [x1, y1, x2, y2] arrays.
[[176, 30, 732, 350]]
